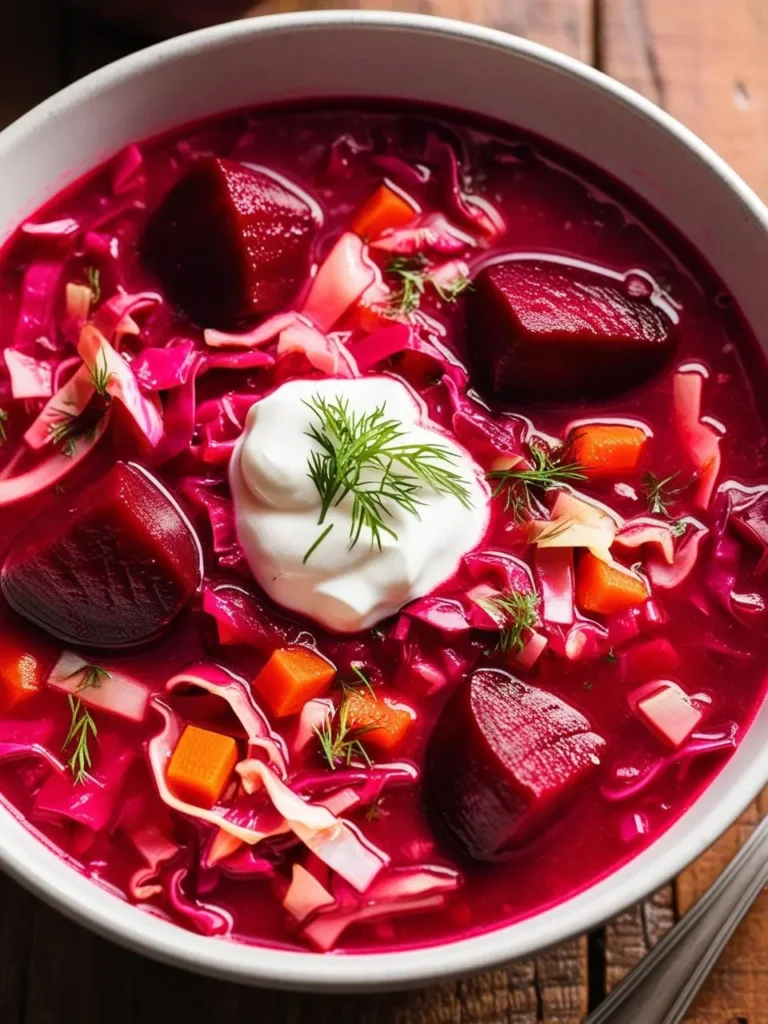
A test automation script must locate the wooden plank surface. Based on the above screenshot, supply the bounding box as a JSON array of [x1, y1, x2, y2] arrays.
[[0, 1, 765, 1021]]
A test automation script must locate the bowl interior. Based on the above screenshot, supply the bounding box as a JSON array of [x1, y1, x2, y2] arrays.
[[0, 11, 766, 991]]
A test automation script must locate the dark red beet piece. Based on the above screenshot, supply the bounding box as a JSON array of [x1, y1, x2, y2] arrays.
[[142, 157, 320, 327], [1, 462, 201, 648], [466, 260, 675, 402], [424, 669, 605, 860], [728, 488, 768, 573]]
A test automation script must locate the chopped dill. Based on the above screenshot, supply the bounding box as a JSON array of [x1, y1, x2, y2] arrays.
[[76, 664, 110, 692], [487, 443, 586, 515], [62, 696, 97, 785], [605, 649, 618, 664], [343, 664, 376, 698], [303, 393, 472, 560], [386, 254, 472, 314], [641, 471, 688, 517], [478, 589, 540, 654], [48, 410, 95, 457], [314, 692, 374, 770], [433, 274, 472, 304], [670, 517, 690, 538], [0, 408, 7, 445], [386, 254, 429, 316], [88, 349, 113, 398]]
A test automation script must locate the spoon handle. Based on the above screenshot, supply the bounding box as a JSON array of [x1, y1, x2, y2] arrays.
[[585, 814, 768, 1024]]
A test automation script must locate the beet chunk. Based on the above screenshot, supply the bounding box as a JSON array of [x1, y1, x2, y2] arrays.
[[728, 488, 768, 573], [466, 260, 674, 401], [142, 157, 320, 327], [1, 462, 201, 648], [424, 669, 605, 860]]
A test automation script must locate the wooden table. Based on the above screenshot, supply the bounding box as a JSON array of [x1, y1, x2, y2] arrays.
[[0, 2, 766, 1021]]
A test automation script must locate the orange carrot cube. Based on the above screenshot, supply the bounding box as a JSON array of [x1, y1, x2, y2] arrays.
[[345, 690, 415, 753], [253, 647, 336, 719], [576, 552, 649, 616], [0, 633, 48, 713], [352, 183, 419, 241], [166, 724, 238, 808], [569, 424, 647, 479]]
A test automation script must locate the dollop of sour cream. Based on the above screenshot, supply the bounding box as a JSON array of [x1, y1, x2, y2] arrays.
[[230, 376, 490, 632]]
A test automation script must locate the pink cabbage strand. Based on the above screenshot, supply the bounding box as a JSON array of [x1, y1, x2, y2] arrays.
[[371, 212, 478, 255], [111, 143, 146, 197], [0, 408, 110, 506], [673, 369, 721, 509], [0, 718, 63, 773], [34, 732, 136, 833], [235, 759, 389, 894], [3, 348, 53, 399], [302, 232, 383, 333], [277, 322, 360, 377], [647, 518, 709, 590], [292, 863, 461, 952], [21, 218, 79, 239], [168, 868, 233, 937], [78, 323, 163, 446], [423, 133, 505, 239], [126, 824, 180, 901], [534, 547, 575, 625], [13, 259, 65, 352], [24, 364, 95, 450], [90, 288, 162, 346]]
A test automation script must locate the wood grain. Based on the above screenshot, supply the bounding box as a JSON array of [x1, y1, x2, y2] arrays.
[[255, 0, 593, 61], [599, 0, 768, 203]]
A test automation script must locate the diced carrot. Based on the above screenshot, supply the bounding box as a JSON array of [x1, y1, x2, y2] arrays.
[[253, 647, 336, 719], [166, 723, 238, 809], [576, 552, 649, 616], [568, 424, 647, 479], [351, 182, 419, 241], [345, 690, 415, 753], [0, 633, 49, 713]]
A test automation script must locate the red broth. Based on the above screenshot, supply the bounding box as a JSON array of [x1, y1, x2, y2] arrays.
[[0, 103, 765, 953]]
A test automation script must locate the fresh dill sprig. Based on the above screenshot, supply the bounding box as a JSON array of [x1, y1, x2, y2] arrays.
[[641, 471, 688, 517], [0, 408, 7, 445], [433, 274, 472, 304], [365, 796, 385, 822], [530, 516, 577, 543], [487, 443, 586, 514], [48, 401, 105, 457], [48, 411, 92, 457], [670, 517, 690, 538], [386, 254, 429, 316], [303, 393, 472, 561], [314, 693, 374, 770], [76, 664, 110, 692], [478, 589, 540, 654], [63, 696, 97, 785], [88, 349, 113, 398], [85, 265, 101, 304], [343, 664, 376, 698], [48, 412, 79, 457]]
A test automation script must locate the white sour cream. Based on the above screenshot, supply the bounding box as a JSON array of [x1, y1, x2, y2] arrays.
[[230, 376, 489, 633]]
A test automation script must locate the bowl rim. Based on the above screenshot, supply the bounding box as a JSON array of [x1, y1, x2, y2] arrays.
[[0, 8, 767, 993]]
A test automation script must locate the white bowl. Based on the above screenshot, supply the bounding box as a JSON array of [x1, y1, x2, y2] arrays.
[[0, 10, 766, 993]]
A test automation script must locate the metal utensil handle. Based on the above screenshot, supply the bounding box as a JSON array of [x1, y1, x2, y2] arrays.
[[585, 815, 768, 1024]]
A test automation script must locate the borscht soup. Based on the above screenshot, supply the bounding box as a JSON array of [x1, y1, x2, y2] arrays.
[[0, 103, 765, 954]]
